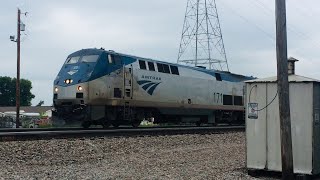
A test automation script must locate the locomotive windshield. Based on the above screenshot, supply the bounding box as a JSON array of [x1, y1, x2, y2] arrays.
[[65, 56, 80, 64], [81, 55, 99, 63], [65, 55, 99, 64]]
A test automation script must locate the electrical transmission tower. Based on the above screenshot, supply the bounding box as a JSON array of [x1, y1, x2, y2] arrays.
[[177, 0, 229, 71]]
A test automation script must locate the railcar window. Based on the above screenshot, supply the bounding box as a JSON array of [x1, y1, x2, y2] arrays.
[[215, 73, 222, 81], [156, 63, 171, 74], [163, 64, 170, 74], [234, 96, 243, 106], [139, 60, 147, 70], [157, 63, 164, 73], [66, 56, 80, 64], [223, 95, 233, 105], [148, 62, 155, 71], [81, 55, 99, 63], [170, 65, 179, 75]]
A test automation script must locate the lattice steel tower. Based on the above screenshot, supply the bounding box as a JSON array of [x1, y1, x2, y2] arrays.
[[177, 0, 229, 71]]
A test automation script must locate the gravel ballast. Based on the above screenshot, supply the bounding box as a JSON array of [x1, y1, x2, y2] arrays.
[[0, 132, 274, 179]]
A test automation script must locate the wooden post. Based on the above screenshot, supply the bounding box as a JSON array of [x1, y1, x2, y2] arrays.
[[16, 8, 21, 128], [275, 0, 294, 179]]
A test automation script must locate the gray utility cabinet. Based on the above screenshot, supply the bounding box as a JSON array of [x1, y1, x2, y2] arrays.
[[245, 74, 320, 175]]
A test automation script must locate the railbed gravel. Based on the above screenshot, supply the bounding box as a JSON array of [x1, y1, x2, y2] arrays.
[[0, 132, 277, 179]]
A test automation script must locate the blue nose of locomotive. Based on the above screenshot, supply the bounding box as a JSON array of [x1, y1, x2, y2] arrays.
[[54, 49, 105, 86]]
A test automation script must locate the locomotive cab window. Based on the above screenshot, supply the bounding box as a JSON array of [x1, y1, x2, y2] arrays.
[[148, 62, 155, 71], [108, 54, 114, 64], [215, 73, 222, 81], [66, 56, 80, 64], [108, 54, 122, 65], [170, 65, 179, 75], [139, 60, 147, 70], [81, 55, 99, 63]]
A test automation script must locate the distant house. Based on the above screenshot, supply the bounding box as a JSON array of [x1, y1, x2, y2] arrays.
[[0, 106, 53, 117]]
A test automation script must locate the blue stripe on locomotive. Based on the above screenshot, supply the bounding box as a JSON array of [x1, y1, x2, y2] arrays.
[[54, 48, 254, 87]]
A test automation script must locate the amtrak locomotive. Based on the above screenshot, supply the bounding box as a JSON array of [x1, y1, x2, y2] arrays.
[[53, 48, 254, 128]]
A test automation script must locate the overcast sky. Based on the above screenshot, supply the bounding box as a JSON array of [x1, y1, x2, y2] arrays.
[[1, 0, 319, 106]]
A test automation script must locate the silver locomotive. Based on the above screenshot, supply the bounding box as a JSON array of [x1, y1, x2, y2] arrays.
[[53, 48, 254, 128]]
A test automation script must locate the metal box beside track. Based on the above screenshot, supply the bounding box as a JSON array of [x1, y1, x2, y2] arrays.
[[245, 74, 320, 175]]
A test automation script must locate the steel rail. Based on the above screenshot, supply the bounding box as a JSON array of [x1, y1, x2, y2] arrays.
[[0, 124, 241, 132], [0, 126, 244, 142]]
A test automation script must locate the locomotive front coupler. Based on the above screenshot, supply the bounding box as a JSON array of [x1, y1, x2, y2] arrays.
[[72, 104, 87, 114]]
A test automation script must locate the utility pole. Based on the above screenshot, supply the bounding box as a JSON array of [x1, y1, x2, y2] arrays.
[[16, 8, 21, 128], [275, 0, 294, 179]]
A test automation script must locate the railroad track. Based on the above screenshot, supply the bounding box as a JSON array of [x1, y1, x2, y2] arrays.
[[0, 126, 245, 142]]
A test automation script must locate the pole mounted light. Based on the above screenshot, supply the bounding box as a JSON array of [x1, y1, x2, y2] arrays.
[[10, 36, 16, 42]]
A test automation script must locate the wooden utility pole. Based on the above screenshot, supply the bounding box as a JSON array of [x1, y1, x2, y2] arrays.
[[16, 8, 21, 128], [275, 0, 294, 179]]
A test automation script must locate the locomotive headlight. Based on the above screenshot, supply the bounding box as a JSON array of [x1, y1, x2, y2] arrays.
[[77, 86, 83, 91], [65, 79, 73, 84], [54, 87, 58, 92], [65, 79, 74, 84]]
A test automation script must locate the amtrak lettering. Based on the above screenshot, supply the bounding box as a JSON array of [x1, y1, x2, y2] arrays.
[[141, 75, 161, 81]]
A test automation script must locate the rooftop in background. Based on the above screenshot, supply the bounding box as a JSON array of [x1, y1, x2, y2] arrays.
[[0, 106, 52, 113], [245, 74, 320, 83]]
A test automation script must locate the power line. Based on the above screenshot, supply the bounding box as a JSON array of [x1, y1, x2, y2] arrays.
[[288, 0, 317, 19], [253, 0, 320, 49], [219, 0, 320, 60], [218, 1, 275, 42]]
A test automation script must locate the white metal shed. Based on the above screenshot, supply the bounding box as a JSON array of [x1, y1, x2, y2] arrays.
[[245, 74, 320, 175]]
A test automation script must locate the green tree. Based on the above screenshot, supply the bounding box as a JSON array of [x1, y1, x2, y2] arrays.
[[0, 76, 35, 106]]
